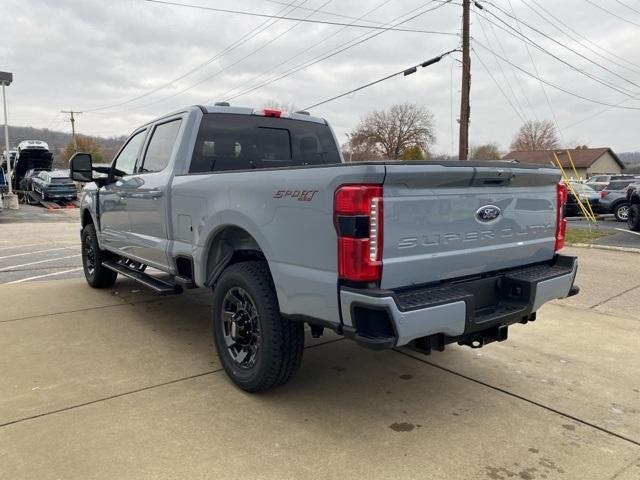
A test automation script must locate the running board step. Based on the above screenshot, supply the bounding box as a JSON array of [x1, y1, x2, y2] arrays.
[[103, 261, 182, 295]]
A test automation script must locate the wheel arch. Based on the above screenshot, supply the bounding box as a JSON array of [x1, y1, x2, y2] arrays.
[[81, 208, 94, 227], [202, 225, 269, 288]]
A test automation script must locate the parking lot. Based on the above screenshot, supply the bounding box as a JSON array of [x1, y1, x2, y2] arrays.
[[1, 209, 640, 479]]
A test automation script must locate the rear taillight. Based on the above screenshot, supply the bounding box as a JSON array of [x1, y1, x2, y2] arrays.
[[334, 184, 383, 282], [600, 190, 607, 199], [555, 182, 568, 252]]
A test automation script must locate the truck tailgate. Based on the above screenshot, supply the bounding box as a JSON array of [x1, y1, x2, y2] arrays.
[[381, 163, 560, 289]]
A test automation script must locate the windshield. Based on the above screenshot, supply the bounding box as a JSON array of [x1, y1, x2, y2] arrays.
[[51, 177, 71, 184], [570, 183, 596, 194]]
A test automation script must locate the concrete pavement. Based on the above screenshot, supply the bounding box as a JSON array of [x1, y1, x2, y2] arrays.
[[0, 206, 82, 284], [1, 245, 639, 479]]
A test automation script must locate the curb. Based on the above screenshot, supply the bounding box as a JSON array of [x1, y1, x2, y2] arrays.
[[566, 242, 640, 254], [566, 214, 614, 222]]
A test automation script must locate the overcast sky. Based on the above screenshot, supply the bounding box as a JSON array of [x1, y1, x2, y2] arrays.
[[2, 0, 640, 154]]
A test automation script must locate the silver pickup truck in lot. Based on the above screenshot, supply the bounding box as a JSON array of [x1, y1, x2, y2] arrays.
[[70, 104, 579, 392]]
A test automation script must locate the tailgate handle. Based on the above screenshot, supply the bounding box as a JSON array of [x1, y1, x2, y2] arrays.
[[483, 179, 510, 185], [476, 172, 515, 186]]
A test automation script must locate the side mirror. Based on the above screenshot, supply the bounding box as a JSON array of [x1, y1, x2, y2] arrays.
[[69, 153, 93, 182]]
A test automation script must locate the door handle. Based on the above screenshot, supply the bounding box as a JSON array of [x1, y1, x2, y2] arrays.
[[127, 191, 163, 199]]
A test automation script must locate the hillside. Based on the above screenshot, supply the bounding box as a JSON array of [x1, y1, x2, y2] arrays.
[[5, 125, 126, 168], [618, 151, 640, 174]]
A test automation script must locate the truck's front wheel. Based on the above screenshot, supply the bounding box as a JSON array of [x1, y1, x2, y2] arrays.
[[81, 224, 118, 288], [212, 261, 304, 392], [628, 204, 640, 231]]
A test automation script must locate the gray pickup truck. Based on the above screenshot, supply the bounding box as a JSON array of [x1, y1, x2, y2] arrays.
[[70, 104, 579, 392]]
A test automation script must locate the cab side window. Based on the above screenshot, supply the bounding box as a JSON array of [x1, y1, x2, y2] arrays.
[[139, 119, 182, 174], [113, 130, 146, 177]]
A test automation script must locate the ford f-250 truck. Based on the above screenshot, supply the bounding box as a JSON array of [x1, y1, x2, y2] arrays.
[[70, 104, 579, 392]]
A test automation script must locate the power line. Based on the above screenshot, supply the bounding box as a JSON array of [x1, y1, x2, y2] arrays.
[[303, 49, 459, 110], [472, 40, 640, 110], [85, 0, 456, 118], [476, 14, 528, 121], [523, 0, 640, 76], [264, 0, 462, 25], [481, 0, 640, 91], [585, 0, 640, 28], [475, 11, 637, 98], [82, 0, 306, 112], [223, 1, 455, 102], [90, 0, 330, 114], [614, 0, 640, 16], [502, 0, 563, 141], [222, 1, 451, 102], [477, 2, 640, 96], [484, 12, 539, 120], [144, 0, 457, 34], [473, 48, 525, 123], [562, 93, 640, 130], [215, 0, 396, 101], [528, 0, 640, 73]]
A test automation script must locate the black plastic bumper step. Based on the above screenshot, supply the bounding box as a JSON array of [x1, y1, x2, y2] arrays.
[[103, 260, 182, 295], [504, 263, 574, 283], [394, 284, 471, 312]]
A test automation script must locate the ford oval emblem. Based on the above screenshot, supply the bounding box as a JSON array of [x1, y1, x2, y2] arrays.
[[476, 205, 501, 223]]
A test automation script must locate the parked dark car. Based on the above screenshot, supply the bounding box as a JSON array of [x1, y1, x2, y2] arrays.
[[19, 168, 48, 191], [585, 174, 636, 191], [566, 182, 600, 217], [598, 181, 636, 222], [31, 170, 77, 201], [627, 182, 640, 231]]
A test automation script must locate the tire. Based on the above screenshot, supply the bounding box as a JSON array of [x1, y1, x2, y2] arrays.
[[81, 223, 118, 288], [212, 261, 304, 392], [613, 203, 630, 222], [628, 204, 640, 231]]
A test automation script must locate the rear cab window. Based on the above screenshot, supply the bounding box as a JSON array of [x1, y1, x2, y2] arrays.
[[189, 113, 341, 173]]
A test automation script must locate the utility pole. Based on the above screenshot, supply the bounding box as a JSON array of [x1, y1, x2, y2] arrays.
[[61, 110, 82, 150], [1, 71, 17, 208], [458, 0, 471, 161]]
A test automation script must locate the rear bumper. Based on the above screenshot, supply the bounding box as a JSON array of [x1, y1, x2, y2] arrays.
[[339, 254, 578, 350], [566, 199, 600, 215], [43, 189, 77, 199]]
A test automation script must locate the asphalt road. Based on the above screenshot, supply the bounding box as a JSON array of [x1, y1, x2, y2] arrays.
[[1, 207, 639, 479]]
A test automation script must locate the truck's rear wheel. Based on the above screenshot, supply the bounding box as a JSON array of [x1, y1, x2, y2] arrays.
[[212, 261, 304, 392], [628, 204, 640, 231], [81, 224, 118, 288]]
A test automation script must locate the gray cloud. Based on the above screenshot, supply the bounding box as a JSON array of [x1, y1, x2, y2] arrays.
[[1, 0, 640, 153]]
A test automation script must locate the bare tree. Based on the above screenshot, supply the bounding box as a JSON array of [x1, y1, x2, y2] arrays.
[[469, 143, 502, 160], [342, 135, 382, 162], [347, 103, 435, 160], [510, 120, 560, 151]]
